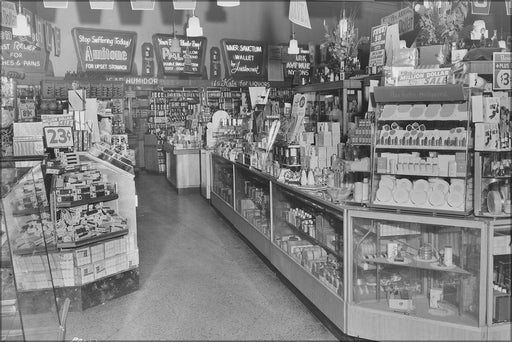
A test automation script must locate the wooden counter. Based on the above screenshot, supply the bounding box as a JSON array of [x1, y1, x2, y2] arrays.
[[163, 143, 200, 194]]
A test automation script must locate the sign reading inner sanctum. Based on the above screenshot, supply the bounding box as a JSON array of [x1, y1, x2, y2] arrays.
[[72, 27, 137, 74], [221, 39, 267, 80]]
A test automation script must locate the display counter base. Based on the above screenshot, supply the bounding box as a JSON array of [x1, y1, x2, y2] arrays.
[[487, 323, 512, 341], [17, 268, 139, 313], [166, 177, 200, 195], [211, 192, 348, 338], [347, 303, 486, 341]]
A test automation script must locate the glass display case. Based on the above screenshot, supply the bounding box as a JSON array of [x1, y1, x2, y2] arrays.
[[348, 209, 487, 340], [272, 183, 345, 298], [474, 151, 512, 217], [234, 165, 271, 238], [211, 154, 234, 206], [370, 85, 473, 215], [0, 158, 65, 341], [488, 219, 511, 323]]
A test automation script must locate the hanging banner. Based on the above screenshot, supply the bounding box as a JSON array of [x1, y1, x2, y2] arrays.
[[34, 15, 45, 49], [43, 1, 68, 8], [173, 0, 196, 10], [130, 0, 155, 10], [72, 27, 137, 74], [220, 38, 267, 80], [1, 1, 17, 29], [506, 0, 511, 15], [289, 0, 311, 29], [54, 27, 61, 56], [471, 0, 491, 15], [89, 0, 114, 10], [22, 8, 34, 41], [369, 24, 387, 69], [493, 52, 511, 90], [152, 34, 207, 76], [44, 22, 53, 52], [1, 17, 49, 73], [381, 7, 414, 35]]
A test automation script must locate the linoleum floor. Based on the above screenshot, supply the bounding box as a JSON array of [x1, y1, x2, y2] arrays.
[[65, 172, 339, 341]]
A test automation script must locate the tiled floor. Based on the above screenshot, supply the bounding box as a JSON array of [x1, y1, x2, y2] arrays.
[[65, 172, 338, 341]]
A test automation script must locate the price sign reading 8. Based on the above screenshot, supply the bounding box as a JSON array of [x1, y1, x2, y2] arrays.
[[497, 70, 511, 89], [44, 126, 74, 148]]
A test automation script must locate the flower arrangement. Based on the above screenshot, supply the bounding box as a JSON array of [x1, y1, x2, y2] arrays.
[[322, 7, 360, 73], [414, 0, 469, 46]]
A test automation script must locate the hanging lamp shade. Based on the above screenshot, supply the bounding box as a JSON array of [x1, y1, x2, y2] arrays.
[[12, 13, 30, 36], [217, 0, 239, 7], [287, 38, 299, 55], [186, 15, 203, 37]]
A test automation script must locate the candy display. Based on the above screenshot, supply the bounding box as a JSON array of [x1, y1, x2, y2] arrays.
[[54, 202, 128, 246]]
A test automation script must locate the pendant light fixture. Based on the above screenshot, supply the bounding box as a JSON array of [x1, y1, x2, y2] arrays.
[[287, 23, 299, 55], [217, 0, 239, 7], [186, 9, 203, 37], [170, 11, 182, 53], [13, 0, 30, 37]]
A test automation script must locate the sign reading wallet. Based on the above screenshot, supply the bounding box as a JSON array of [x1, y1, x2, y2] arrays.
[[72, 27, 137, 74]]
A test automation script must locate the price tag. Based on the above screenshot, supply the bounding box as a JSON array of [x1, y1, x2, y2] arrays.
[[493, 52, 511, 90], [44, 126, 74, 148]]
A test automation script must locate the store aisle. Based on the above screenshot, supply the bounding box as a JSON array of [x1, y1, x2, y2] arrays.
[[65, 172, 338, 341]]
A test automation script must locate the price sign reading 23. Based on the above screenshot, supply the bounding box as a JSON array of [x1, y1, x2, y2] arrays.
[[44, 126, 74, 148]]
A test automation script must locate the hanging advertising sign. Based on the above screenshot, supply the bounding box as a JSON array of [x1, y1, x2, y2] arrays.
[[369, 24, 387, 69], [54, 27, 61, 56], [72, 27, 137, 74], [152, 34, 207, 76], [1, 5, 49, 74], [493, 52, 511, 90], [471, 0, 491, 15], [506, 0, 511, 15], [220, 39, 267, 80], [381, 7, 414, 35], [34, 15, 44, 48], [44, 22, 53, 52], [289, 0, 311, 29], [283, 47, 311, 80]]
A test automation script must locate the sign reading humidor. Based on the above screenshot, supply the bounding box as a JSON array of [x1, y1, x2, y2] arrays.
[[221, 39, 267, 80], [72, 27, 137, 74], [152, 34, 207, 76]]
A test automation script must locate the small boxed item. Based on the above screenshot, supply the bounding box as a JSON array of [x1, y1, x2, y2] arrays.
[[429, 287, 443, 308]]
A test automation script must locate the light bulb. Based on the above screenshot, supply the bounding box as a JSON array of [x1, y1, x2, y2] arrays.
[[186, 16, 203, 37], [13, 14, 30, 36], [288, 38, 299, 55]]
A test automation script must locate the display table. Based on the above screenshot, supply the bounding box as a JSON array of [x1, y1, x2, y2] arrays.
[[163, 143, 200, 194]]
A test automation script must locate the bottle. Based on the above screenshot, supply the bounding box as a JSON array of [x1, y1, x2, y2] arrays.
[[362, 178, 369, 202], [491, 29, 499, 48], [300, 169, 308, 186], [307, 169, 315, 186]]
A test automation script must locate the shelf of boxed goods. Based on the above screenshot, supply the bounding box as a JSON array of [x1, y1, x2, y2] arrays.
[[50, 163, 129, 250], [370, 84, 474, 215]]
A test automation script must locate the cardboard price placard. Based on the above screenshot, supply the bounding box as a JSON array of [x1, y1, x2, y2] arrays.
[[221, 39, 267, 80], [381, 7, 414, 35], [493, 52, 511, 90], [72, 27, 137, 74], [44, 126, 74, 148], [369, 24, 387, 68], [152, 34, 207, 76]]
